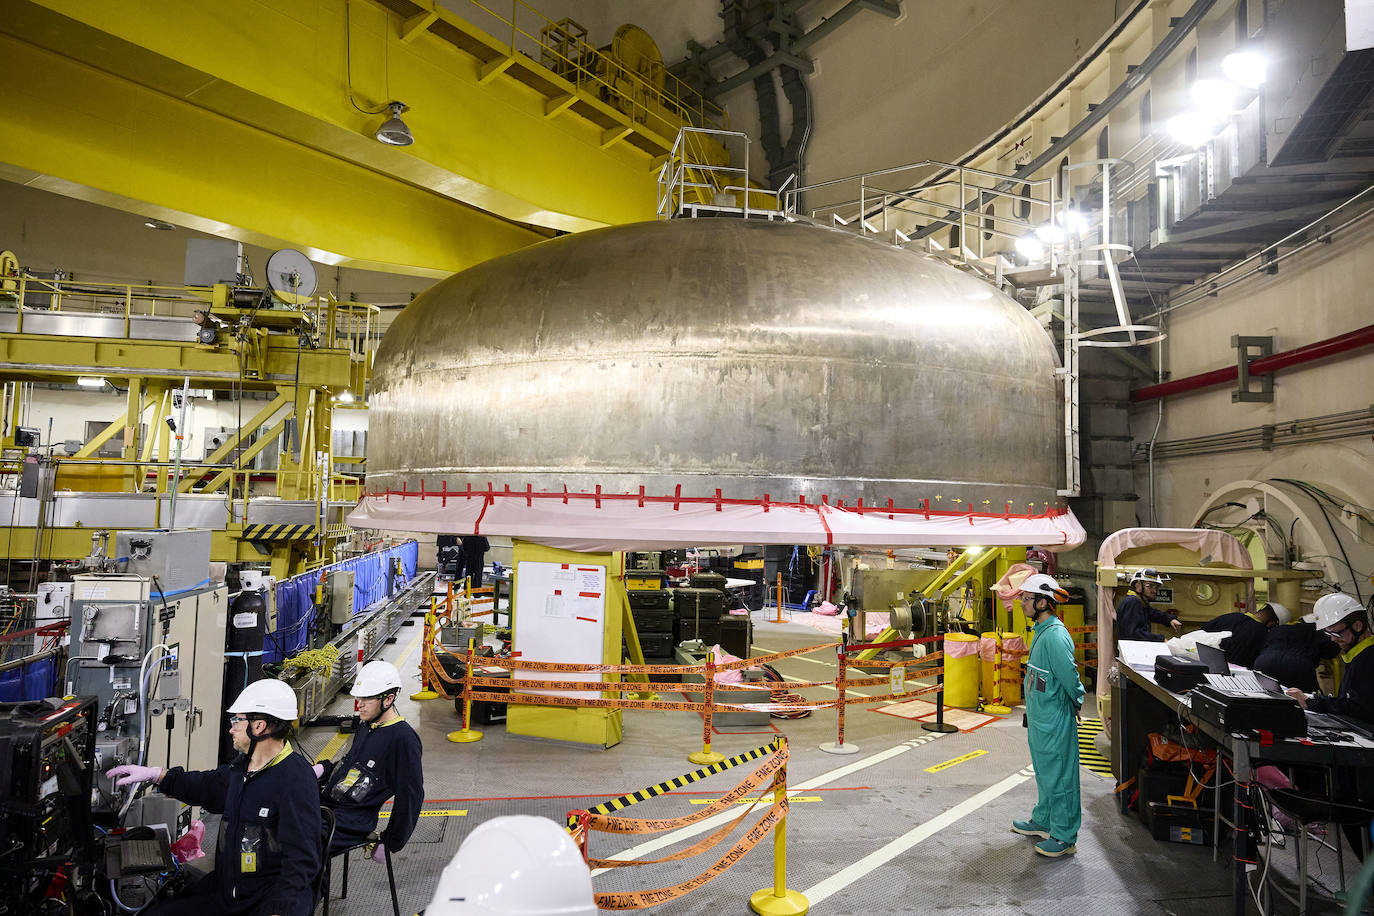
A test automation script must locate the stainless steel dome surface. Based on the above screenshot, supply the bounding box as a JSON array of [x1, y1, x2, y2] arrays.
[[368, 218, 1062, 515]]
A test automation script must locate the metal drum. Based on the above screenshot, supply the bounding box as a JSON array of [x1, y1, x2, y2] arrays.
[[369, 218, 1060, 512]]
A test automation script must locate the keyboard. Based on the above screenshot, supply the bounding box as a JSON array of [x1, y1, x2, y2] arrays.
[[1203, 672, 1268, 693], [119, 837, 171, 874], [1306, 710, 1374, 740]]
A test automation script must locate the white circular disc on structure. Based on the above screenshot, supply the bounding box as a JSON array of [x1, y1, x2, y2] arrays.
[[265, 249, 317, 302]]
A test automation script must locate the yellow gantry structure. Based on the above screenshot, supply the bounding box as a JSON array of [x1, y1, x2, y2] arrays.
[[0, 277, 374, 578], [0, 0, 730, 276]]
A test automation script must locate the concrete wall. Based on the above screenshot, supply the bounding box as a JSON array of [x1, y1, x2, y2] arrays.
[[708, 0, 1118, 189], [1133, 215, 1374, 528]]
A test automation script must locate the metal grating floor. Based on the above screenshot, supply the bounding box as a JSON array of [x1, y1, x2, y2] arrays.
[[285, 610, 1365, 915]]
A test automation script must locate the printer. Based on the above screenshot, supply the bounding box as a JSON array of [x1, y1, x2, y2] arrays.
[[1189, 684, 1307, 738]]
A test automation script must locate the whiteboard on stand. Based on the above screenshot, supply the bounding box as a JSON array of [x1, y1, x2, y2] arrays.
[[512, 560, 607, 700]]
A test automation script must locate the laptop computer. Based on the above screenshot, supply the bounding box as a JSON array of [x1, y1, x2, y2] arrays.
[[1195, 642, 1230, 675]]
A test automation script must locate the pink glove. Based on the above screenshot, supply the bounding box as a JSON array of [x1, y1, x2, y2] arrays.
[[107, 764, 162, 787], [370, 843, 386, 863], [312, 763, 325, 779]]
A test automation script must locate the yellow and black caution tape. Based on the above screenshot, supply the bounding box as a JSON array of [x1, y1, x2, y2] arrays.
[[1078, 716, 1113, 778], [569, 738, 782, 828]]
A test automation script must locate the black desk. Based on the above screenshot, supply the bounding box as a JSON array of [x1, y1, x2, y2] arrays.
[[1114, 658, 1374, 916]]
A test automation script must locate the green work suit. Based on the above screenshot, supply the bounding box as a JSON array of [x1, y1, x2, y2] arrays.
[[1024, 614, 1085, 845]]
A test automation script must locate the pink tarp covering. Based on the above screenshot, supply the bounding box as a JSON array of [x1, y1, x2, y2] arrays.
[[347, 491, 1085, 552], [1094, 527, 1253, 701]]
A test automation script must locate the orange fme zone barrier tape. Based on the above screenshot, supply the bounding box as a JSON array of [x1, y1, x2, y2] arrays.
[[593, 802, 787, 910], [590, 789, 777, 868], [586, 751, 787, 836]]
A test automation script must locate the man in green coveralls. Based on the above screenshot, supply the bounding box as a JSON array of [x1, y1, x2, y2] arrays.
[[1010, 573, 1085, 857]]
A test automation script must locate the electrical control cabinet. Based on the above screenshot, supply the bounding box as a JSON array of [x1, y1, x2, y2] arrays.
[[329, 570, 356, 625], [114, 529, 212, 595], [69, 573, 226, 807]]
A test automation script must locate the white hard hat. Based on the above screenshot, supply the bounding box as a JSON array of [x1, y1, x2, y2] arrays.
[[228, 679, 299, 721], [1310, 592, 1364, 631], [425, 815, 595, 916], [352, 660, 404, 698], [1129, 568, 1170, 587], [1019, 573, 1068, 604], [1263, 602, 1291, 625]]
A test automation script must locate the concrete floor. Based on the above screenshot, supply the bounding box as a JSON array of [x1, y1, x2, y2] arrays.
[[291, 607, 1367, 915]]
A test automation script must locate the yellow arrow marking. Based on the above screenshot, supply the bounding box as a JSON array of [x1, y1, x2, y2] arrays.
[[925, 749, 988, 773]]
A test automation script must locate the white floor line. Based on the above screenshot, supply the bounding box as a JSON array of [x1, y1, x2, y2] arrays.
[[591, 731, 949, 874], [802, 765, 1035, 905], [778, 673, 873, 700]]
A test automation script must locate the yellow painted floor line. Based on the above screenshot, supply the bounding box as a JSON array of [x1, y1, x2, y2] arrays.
[[314, 731, 349, 763], [393, 625, 426, 678], [925, 749, 988, 773], [378, 809, 467, 818]]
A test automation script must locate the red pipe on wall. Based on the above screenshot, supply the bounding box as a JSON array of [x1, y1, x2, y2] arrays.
[[1130, 324, 1374, 402]]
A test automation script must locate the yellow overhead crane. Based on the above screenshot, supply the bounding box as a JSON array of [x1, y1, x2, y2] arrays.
[[0, 269, 377, 580]]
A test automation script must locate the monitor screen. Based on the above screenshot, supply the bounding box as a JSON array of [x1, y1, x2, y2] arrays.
[[1195, 642, 1229, 675]]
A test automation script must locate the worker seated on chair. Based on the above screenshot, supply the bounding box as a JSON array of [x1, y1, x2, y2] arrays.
[[1200, 601, 1289, 668], [1254, 604, 1341, 693], [317, 661, 424, 859], [106, 679, 322, 916], [1114, 569, 1181, 643]]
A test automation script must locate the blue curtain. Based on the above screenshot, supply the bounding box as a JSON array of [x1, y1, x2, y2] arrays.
[[264, 540, 419, 663], [0, 655, 59, 702]]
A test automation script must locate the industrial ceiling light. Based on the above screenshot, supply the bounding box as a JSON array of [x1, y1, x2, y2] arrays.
[[1166, 111, 1220, 148], [77, 376, 107, 389], [1190, 78, 1241, 118], [1034, 223, 1066, 244], [335, 390, 355, 404], [143, 218, 176, 231], [1221, 49, 1267, 89], [1055, 208, 1090, 236], [375, 101, 414, 146], [1014, 233, 1045, 261]]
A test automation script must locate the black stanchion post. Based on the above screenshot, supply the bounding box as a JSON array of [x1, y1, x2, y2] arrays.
[[921, 668, 958, 734]]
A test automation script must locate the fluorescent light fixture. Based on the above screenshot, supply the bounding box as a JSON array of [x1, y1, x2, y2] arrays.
[[966, 546, 984, 555], [335, 391, 355, 404], [375, 101, 415, 146], [1191, 78, 1241, 117], [77, 376, 106, 388], [1166, 111, 1220, 148], [1014, 234, 1045, 261], [143, 218, 176, 231], [1222, 49, 1267, 89]]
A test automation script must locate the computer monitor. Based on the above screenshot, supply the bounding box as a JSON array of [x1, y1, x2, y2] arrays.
[[1195, 642, 1229, 675]]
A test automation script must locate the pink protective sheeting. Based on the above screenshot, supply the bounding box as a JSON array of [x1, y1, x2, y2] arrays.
[[1094, 527, 1253, 702], [992, 562, 1041, 612], [792, 611, 888, 638], [347, 490, 1085, 551], [944, 635, 982, 658]]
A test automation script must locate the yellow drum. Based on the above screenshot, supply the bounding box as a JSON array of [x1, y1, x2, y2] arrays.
[[944, 633, 981, 708], [981, 632, 1024, 707]]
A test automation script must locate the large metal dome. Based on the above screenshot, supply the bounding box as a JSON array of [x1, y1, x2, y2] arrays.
[[368, 218, 1062, 515]]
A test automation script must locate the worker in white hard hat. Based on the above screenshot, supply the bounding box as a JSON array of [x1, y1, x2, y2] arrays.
[[316, 660, 424, 859], [1286, 592, 1374, 726], [1199, 601, 1290, 668], [106, 678, 322, 916], [1253, 601, 1340, 693], [1010, 573, 1084, 859], [1114, 568, 1182, 642], [424, 815, 595, 916], [1285, 591, 1374, 861]]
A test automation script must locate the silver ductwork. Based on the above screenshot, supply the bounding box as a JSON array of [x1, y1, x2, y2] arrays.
[[369, 218, 1060, 514]]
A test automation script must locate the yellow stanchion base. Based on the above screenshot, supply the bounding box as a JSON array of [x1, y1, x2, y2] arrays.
[[984, 704, 1013, 715], [819, 741, 860, 755], [411, 689, 440, 700], [634, 692, 659, 701], [688, 749, 726, 765], [749, 887, 809, 915], [447, 728, 483, 743]]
